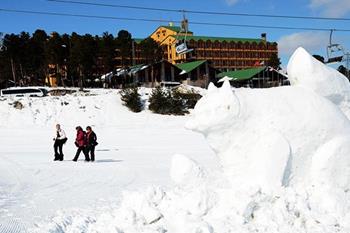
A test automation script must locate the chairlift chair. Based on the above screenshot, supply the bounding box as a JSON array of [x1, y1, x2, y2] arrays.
[[326, 30, 344, 64], [174, 14, 193, 55]]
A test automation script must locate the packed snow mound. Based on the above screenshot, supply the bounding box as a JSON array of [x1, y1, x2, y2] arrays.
[[187, 81, 350, 196], [170, 154, 204, 186], [287, 47, 350, 114], [0, 89, 128, 127], [32, 156, 350, 233]]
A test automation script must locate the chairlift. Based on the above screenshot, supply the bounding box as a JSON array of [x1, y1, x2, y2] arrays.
[[326, 30, 344, 64], [174, 13, 193, 55]]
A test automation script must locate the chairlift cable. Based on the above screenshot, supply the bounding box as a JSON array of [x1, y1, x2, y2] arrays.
[[1, 8, 350, 32], [46, 0, 350, 22]]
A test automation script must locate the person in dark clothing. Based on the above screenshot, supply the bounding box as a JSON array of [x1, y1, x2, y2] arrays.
[[72, 126, 90, 162], [85, 126, 98, 162], [53, 124, 67, 161]]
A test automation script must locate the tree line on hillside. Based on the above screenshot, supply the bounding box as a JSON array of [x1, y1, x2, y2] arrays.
[[0, 29, 162, 89]]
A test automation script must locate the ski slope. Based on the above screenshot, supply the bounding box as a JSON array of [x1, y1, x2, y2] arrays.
[[0, 89, 218, 232]]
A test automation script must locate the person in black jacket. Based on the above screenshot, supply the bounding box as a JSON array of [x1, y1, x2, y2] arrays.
[[85, 126, 98, 162]]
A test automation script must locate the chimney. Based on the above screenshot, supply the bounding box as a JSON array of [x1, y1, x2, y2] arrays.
[[261, 33, 267, 42]]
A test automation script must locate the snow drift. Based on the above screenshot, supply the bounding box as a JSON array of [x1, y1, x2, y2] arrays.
[[27, 48, 350, 232], [0, 89, 123, 128]]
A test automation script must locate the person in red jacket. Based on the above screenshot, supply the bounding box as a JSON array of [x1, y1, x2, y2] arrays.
[[72, 126, 90, 162]]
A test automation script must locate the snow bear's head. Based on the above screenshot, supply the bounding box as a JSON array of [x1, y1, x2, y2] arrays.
[[186, 81, 240, 134]]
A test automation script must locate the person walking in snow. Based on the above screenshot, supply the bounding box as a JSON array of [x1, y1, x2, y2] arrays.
[[85, 126, 98, 162], [72, 126, 90, 162], [53, 124, 67, 161]]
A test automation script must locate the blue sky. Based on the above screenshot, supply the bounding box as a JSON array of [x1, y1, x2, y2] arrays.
[[1, 0, 350, 67]]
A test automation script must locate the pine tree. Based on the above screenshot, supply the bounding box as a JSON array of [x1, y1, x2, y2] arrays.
[[47, 32, 66, 86], [30, 30, 48, 85], [120, 87, 143, 112], [99, 32, 117, 73], [139, 38, 163, 64], [149, 87, 188, 115], [116, 30, 132, 67], [267, 53, 281, 70], [3, 33, 23, 86]]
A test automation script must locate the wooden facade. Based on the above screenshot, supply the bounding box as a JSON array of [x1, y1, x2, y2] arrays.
[[113, 60, 217, 88], [132, 60, 183, 87], [185, 39, 278, 70], [115, 25, 278, 72]]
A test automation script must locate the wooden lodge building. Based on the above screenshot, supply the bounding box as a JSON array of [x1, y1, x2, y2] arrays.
[[117, 24, 278, 71], [46, 24, 280, 88], [113, 23, 280, 88]]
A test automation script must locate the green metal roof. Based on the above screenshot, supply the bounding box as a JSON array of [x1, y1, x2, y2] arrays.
[[162, 25, 182, 32], [175, 60, 207, 74], [133, 38, 144, 44], [129, 64, 144, 69], [218, 67, 265, 81], [160, 25, 193, 34], [172, 35, 263, 43]]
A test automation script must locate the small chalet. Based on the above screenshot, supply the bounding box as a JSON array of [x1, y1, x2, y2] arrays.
[[217, 66, 289, 88], [175, 60, 217, 88], [130, 60, 183, 87]]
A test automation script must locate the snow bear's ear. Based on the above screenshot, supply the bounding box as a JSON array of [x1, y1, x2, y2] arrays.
[[207, 82, 217, 93], [221, 80, 233, 95]]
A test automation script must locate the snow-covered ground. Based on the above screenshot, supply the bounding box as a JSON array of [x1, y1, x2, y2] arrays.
[[1, 47, 350, 233], [0, 89, 218, 232]]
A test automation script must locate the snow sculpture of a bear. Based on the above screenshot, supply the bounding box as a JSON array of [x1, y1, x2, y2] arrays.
[[186, 80, 350, 203]]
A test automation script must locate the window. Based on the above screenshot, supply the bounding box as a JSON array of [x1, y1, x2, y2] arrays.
[[206, 41, 211, 48], [214, 41, 220, 48], [252, 42, 257, 50]]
